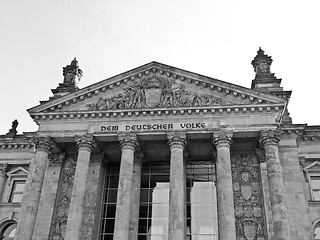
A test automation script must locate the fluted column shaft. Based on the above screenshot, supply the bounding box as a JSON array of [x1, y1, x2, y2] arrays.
[[129, 151, 143, 240], [114, 134, 139, 240], [260, 129, 291, 240], [167, 132, 187, 240], [0, 163, 8, 202], [65, 134, 97, 240], [14, 136, 57, 240], [212, 131, 236, 240]]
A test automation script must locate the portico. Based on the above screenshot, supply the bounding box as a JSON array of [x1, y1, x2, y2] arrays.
[[14, 55, 294, 240]]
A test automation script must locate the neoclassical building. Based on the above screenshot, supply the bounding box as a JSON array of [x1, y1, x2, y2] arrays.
[[0, 49, 319, 240]]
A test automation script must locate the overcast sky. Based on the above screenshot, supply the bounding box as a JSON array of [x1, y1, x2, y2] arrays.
[[0, 0, 319, 135]]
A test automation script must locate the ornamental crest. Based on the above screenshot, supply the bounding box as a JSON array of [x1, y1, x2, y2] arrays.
[[86, 75, 222, 110], [232, 152, 266, 239], [241, 185, 252, 200], [243, 221, 257, 240]]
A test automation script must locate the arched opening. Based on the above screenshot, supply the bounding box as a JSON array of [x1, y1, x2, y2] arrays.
[[0, 221, 17, 240]]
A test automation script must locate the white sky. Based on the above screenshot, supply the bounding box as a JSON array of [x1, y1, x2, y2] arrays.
[[0, 0, 319, 134]]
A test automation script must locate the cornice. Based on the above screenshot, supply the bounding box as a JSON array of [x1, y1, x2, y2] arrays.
[[30, 103, 285, 122], [28, 63, 285, 115]]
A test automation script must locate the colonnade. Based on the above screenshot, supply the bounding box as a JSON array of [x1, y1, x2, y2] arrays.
[[13, 129, 291, 240]]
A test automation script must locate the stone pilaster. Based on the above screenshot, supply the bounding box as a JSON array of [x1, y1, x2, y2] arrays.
[[32, 153, 65, 240], [81, 153, 106, 240], [14, 136, 57, 240], [167, 132, 187, 240], [129, 150, 144, 240], [0, 163, 8, 202], [114, 133, 139, 240], [212, 130, 236, 240], [260, 129, 291, 240], [256, 148, 274, 238], [64, 134, 97, 240]]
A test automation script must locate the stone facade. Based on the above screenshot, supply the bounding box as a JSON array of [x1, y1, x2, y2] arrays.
[[0, 50, 319, 239]]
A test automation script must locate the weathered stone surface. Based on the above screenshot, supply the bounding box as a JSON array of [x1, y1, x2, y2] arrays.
[[113, 133, 139, 240], [260, 129, 291, 240], [14, 136, 57, 240], [168, 132, 187, 240], [64, 135, 97, 240], [213, 130, 237, 240]]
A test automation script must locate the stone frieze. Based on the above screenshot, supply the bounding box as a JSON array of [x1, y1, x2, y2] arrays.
[[86, 75, 221, 110]]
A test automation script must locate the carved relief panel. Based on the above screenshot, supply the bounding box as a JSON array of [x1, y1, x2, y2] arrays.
[[231, 152, 267, 240], [50, 156, 76, 240]]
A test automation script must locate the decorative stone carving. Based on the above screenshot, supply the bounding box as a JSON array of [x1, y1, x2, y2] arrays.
[[49, 153, 66, 166], [6, 119, 18, 137], [118, 133, 139, 150], [0, 163, 8, 173], [167, 132, 187, 149], [75, 134, 97, 152], [212, 130, 233, 148], [63, 57, 83, 86], [51, 157, 76, 240], [259, 129, 282, 147], [32, 136, 57, 153], [86, 74, 221, 110], [255, 148, 266, 162], [232, 153, 266, 239]]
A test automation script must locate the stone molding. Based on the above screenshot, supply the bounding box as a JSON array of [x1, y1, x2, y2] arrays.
[[32, 136, 58, 154], [75, 134, 97, 152], [118, 133, 139, 150], [167, 132, 187, 150], [212, 130, 233, 148], [31, 104, 284, 122], [259, 129, 282, 147], [49, 153, 66, 166]]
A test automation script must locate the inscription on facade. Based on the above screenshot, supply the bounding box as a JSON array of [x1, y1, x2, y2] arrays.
[[92, 122, 213, 133]]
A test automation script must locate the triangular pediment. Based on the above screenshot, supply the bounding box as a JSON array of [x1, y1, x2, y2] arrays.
[[28, 62, 286, 117], [304, 161, 320, 172], [7, 166, 29, 177]]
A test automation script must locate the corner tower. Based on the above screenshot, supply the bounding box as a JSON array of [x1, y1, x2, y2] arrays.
[[251, 48, 292, 123]]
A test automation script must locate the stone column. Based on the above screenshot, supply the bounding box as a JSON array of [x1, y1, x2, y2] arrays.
[[260, 129, 291, 239], [64, 134, 97, 240], [114, 133, 139, 240], [0, 163, 8, 202], [129, 151, 143, 240], [14, 136, 57, 240], [167, 132, 187, 240], [212, 130, 236, 240], [32, 153, 65, 240]]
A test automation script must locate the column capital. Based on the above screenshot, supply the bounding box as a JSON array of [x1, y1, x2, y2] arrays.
[[212, 130, 233, 148], [75, 134, 97, 152], [32, 136, 58, 154], [167, 132, 187, 150], [260, 129, 282, 147], [118, 133, 139, 151], [49, 153, 65, 166]]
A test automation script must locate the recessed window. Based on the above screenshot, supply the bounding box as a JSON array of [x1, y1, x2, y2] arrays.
[[310, 176, 320, 201], [0, 222, 17, 240], [10, 180, 25, 203]]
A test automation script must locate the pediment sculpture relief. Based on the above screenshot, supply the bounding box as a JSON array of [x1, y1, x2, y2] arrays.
[[86, 75, 221, 110]]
